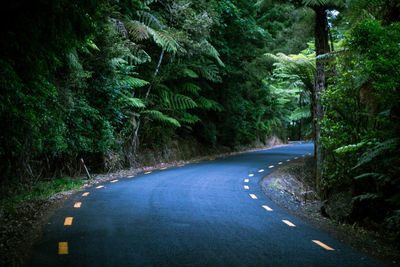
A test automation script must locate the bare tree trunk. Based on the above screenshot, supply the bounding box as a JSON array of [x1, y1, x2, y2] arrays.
[[312, 6, 330, 195], [130, 48, 165, 166]]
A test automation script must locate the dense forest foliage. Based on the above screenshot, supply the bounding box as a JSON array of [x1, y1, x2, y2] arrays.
[[1, 0, 399, 238]]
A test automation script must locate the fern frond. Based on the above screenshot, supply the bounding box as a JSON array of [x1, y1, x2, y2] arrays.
[[129, 49, 152, 65], [354, 173, 384, 180], [335, 142, 366, 153], [198, 63, 222, 83], [125, 21, 149, 41], [182, 69, 199, 78], [289, 106, 311, 121], [181, 82, 201, 96], [354, 138, 398, 169], [197, 40, 225, 67], [114, 75, 149, 88], [118, 94, 146, 108], [141, 110, 181, 127], [197, 96, 223, 111], [168, 93, 197, 110], [178, 112, 201, 124], [110, 18, 128, 38], [138, 11, 163, 29], [147, 27, 178, 53]]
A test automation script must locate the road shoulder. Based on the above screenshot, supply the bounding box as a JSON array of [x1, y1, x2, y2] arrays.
[[260, 157, 399, 266]]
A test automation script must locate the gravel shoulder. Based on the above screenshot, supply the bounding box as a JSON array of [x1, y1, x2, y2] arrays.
[[260, 157, 400, 266]]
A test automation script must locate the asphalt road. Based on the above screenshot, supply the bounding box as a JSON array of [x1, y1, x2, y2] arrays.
[[31, 143, 383, 266]]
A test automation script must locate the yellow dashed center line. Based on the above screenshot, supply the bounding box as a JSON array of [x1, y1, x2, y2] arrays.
[[312, 240, 335, 251], [278, 162, 283, 165], [64, 217, 73, 226], [244, 185, 249, 190], [244, 179, 249, 183], [144, 171, 152, 174], [262, 205, 273, 211], [268, 165, 274, 168], [258, 169, 264, 173], [82, 192, 89, 197], [249, 174, 254, 177], [58, 242, 68, 255], [209, 157, 215, 161], [249, 194, 258, 199], [160, 167, 167, 170], [282, 220, 296, 227], [74, 202, 82, 208], [96, 185, 104, 189], [110, 179, 118, 183]]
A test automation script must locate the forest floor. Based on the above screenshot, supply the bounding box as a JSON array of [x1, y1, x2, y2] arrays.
[[261, 157, 400, 266]]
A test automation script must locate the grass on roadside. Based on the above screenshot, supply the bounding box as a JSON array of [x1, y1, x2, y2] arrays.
[[1, 178, 84, 217]]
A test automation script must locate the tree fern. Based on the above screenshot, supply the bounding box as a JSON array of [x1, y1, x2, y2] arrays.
[[289, 106, 311, 121], [197, 96, 224, 111], [197, 63, 222, 83], [138, 10, 163, 29], [182, 69, 199, 79], [114, 75, 149, 89], [168, 93, 197, 110], [118, 94, 146, 108], [177, 112, 201, 124], [181, 82, 201, 96], [146, 27, 178, 53], [141, 110, 181, 127], [129, 49, 152, 65], [195, 40, 225, 67], [354, 138, 398, 169], [125, 20, 149, 41]]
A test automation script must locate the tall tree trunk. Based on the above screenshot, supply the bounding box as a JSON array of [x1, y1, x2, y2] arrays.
[[130, 48, 165, 166], [312, 6, 330, 195]]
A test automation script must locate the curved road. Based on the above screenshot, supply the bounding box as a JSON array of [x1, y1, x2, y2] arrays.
[[31, 143, 382, 266]]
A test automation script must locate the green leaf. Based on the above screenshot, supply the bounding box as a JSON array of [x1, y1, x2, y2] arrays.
[[141, 110, 181, 127]]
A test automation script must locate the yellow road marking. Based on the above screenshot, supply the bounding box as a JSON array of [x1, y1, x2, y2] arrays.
[[268, 165, 274, 168], [144, 171, 152, 174], [249, 174, 254, 177], [58, 242, 68, 255], [127, 175, 134, 178], [262, 205, 273, 211], [278, 162, 283, 165], [312, 240, 334, 251], [244, 179, 249, 183], [258, 169, 264, 173], [74, 202, 81, 208], [244, 185, 249, 190], [286, 159, 291, 162], [64, 217, 73, 226], [249, 194, 257, 199], [96, 185, 104, 189], [282, 220, 296, 227], [110, 179, 118, 183], [209, 157, 215, 161], [160, 167, 167, 170], [82, 192, 89, 197]]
